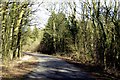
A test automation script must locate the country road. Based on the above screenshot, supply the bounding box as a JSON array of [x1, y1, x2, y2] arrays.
[[23, 52, 95, 80]]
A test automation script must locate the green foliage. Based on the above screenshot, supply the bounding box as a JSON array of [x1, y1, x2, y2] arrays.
[[37, 1, 120, 74], [38, 12, 73, 54], [22, 26, 44, 52], [1, 1, 32, 60], [32, 26, 39, 41]]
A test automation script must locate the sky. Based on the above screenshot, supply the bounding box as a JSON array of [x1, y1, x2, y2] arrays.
[[30, 0, 116, 29], [31, 3, 50, 29], [31, 0, 81, 29]]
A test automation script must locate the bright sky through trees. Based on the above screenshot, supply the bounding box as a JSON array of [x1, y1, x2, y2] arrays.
[[31, 0, 113, 29]]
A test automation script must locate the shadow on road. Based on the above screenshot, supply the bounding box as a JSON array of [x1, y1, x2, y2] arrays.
[[21, 52, 120, 80], [21, 52, 95, 80]]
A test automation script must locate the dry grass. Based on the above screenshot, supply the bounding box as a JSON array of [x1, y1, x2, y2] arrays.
[[1, 55, 39, 79], [54, 53, 119, 80]]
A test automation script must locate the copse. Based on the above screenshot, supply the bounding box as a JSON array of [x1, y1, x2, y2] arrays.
[[1, 1, 32, 61], [37, 0, 120, 76]]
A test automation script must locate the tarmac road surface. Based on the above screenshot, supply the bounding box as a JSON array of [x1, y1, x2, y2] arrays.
[[23, 52, 95, 80]]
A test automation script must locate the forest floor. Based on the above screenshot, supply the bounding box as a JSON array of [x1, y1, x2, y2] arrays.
[[1, 54, 39, 79], [56, 56, 119, 80], [1, 52, 119, 80]]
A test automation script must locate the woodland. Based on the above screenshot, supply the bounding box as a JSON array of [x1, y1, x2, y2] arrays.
[[0, 0, 120, 78]]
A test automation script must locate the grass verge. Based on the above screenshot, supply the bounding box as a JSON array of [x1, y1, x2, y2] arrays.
[[1, 55, 39, 79], [54, 54, 119, 80]]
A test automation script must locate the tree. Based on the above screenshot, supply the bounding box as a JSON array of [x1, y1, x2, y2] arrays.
[[32, 26, 39, 41], [38, 12, 71, 54], [1, 1, 32, 60], [68, 2, 79, 52], [35, 0, 120, 76]]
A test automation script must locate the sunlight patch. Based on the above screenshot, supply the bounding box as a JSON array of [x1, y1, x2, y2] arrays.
[[58, 69, 70, 73], [20, 55, 32, 61]]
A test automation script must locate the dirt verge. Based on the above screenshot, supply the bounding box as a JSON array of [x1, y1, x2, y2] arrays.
[[1, 55, 39, 79]]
